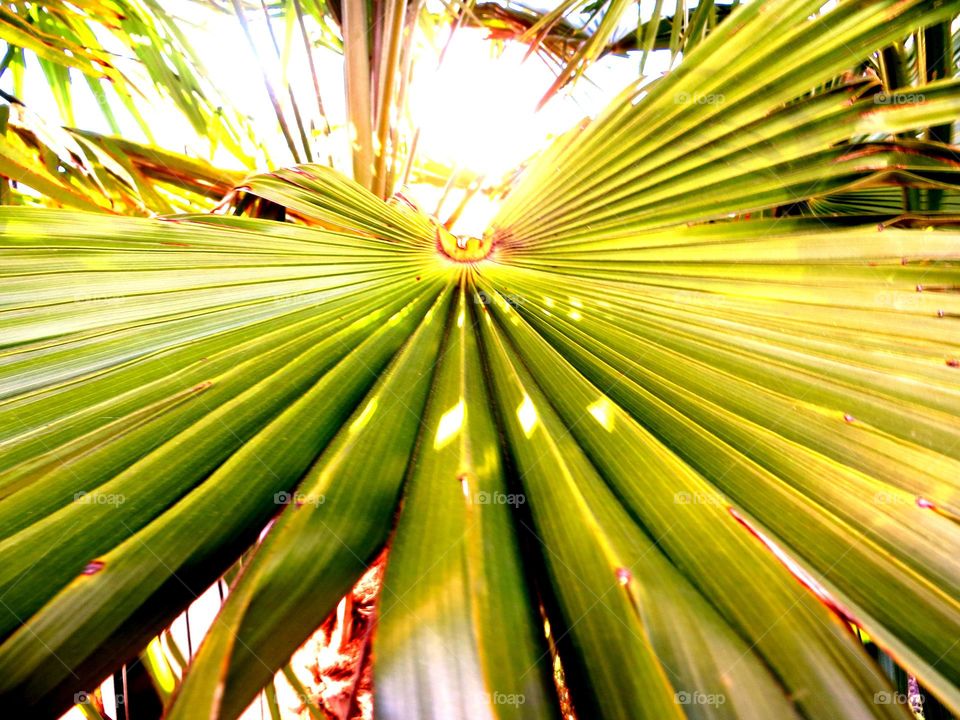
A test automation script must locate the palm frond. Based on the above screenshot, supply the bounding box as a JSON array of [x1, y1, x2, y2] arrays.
[[1, 2, 960, 719], [0, 99, 243, 213], [0, 0, 255, 162]]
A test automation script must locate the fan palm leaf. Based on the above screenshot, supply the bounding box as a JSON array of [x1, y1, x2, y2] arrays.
[[1, 1, 959, 719]]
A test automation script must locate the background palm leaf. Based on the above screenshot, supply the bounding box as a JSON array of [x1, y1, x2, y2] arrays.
[[0, 0, 257, 162], [0, 100, 242, 214]]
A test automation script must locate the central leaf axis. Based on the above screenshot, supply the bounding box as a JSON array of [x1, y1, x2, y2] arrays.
[[435, 226, 493, 262]]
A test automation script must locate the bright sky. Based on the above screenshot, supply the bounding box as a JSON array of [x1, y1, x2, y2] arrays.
[[1, 1, 673, 234]]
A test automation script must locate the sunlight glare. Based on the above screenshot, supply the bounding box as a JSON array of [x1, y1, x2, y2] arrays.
[[587, 397, 616, 432], [435, 399, 466, 449], [517, 394, 539, 437], [409, 32, 577, 181], [350, 398, 379, 433]]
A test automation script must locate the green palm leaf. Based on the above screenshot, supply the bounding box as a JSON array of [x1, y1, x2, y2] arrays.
[[0, 0, 253, 161], [0, 103, 243, 214], [1, 1, 959, 719]]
